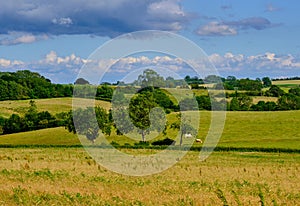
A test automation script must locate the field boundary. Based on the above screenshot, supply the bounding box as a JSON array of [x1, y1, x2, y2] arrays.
[[1, 144, 300, 153]]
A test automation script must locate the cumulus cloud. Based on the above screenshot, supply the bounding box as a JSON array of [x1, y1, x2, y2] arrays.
[[0, 58, 24, 67], [39, 51, 87, 66], [0, 59, 12, 67], [0, 0, 192, 41], [196, 17, 278, 36], [208, 52, 300, 77], [109, 56, 190, 75], [1, 51, 300, 83]]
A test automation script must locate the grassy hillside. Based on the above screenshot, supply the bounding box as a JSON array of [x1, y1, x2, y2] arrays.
[[1, 111, 299, 150], [0, 127, 79, 145], [272, 79, 300, 85], [0, 97, 111, 118], [219, 111, 300, 149]]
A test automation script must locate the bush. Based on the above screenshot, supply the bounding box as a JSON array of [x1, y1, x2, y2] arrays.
[[134, 141, 150, 146], [111, 141, 119, 147], [152, 138, 176, 146]]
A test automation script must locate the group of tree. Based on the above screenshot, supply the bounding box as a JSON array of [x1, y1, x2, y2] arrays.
[[66, 70, 196, 144], [73, 84, 113, 101], [65, 106, 112, 142], [228, 86, 300, 111], [220, 76, 267, 91], [0, 101, 67, 134], [0, 70, 73, 100], [184, 75, 273, 91], [130, 69, 185, 88], [0, 70, 114, 102]]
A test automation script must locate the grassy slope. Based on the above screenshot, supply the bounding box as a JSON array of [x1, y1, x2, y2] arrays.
[[272, 80, 300, 85], [1, 111, 299, 150], [219, 111, 300, 149], [0, 127, 79, 145], [0, 97, 111, 118]]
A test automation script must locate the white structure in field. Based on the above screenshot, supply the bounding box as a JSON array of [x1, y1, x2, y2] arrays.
[[184, 133, 202, 143]]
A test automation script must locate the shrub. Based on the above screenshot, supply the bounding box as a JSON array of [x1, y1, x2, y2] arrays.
[[152, 138, 176, 146]]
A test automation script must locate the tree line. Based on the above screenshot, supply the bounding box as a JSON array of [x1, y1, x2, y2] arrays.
[[0, 70, 113, 101]]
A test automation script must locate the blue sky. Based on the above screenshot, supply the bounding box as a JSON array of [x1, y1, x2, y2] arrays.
[[0, 0, 299, 83]]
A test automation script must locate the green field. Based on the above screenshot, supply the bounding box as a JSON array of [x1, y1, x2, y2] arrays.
[[0, 127, 79, 146], [1, 110, 299, 150], [0, 98, 111, 118]]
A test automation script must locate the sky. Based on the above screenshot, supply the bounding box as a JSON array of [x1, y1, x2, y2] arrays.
[[0, 0, 299, 83]]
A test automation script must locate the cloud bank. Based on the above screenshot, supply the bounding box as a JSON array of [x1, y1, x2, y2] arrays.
[[0, 0, 191, 41], [1, 51, 300, 83]]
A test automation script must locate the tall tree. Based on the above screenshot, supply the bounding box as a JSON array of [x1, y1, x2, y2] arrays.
[[137, 69, 165, 88], [129, 92, 166, 142], [262, 77, 272, 87], [74, 78, 90, 85]]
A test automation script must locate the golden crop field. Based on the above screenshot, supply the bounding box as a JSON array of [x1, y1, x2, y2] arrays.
[[0, 148, 299, 205]]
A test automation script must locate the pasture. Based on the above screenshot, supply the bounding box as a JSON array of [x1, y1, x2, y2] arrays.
[[272, 80, 300, 86], [0, 98, 111, 118], [272, 80, 300, 92], [1, 110, 300, 150]]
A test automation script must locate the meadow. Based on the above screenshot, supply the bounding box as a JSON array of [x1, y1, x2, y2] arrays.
[[0, 98, 111, 118], [1, 110, 299, 150], [272, 80, 300, 86]]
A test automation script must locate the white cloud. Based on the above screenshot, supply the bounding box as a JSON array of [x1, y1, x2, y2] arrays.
[[0, 58, 24, 67], [52, 17, 73, 25], [209, 52, 300, 77], [1, 51, 300, 83], [41, 51, 86, 65], [148, 0, 185, 18], [0, 59, 11, 67], [196, 21, 237, 36]]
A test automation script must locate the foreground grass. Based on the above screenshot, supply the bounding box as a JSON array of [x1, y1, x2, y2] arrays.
[[0, 98, 111, 118], [0, 148, 299, 205]]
